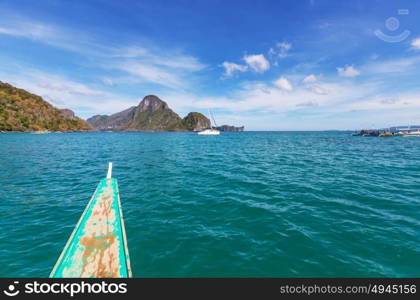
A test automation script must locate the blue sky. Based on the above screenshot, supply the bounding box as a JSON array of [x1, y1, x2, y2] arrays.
[[1, 0, 420, 130]]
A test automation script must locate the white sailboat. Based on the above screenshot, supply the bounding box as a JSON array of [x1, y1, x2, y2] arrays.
[[197, 110, 220, 135]]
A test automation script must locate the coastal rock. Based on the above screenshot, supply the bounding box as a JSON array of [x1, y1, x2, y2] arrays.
[[182, 112, 210, 131], [214, 125, 245, 131], [60, 109, 75, 119], [137, 95, 169, 112]]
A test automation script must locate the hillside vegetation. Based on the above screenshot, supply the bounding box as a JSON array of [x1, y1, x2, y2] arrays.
[[0, 81, 91, 132]]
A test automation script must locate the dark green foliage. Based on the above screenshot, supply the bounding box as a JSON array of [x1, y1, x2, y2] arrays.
[[182, 112, 210, 131], [122, 107, 183, 131]]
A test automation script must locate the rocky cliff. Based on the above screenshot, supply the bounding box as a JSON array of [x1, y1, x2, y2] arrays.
[[86, 106, 137, 131], [121, 95, 184, 131]]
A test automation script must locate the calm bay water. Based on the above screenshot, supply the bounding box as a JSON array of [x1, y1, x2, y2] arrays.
[[0, 131, 419, 277]]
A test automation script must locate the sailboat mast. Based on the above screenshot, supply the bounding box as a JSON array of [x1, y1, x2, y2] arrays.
[[209, 109, 218, 128]]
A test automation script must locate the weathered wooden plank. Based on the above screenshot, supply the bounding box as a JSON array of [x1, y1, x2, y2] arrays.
[[50, 168, 131, 278]]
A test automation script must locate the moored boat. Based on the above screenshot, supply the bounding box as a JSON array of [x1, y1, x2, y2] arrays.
[[197, 128, 220, 135], [197, 109, 220, 135], [361, 130, 379, 136], [379, 132, 393, 137]]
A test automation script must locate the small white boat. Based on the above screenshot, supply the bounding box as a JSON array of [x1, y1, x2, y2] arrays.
[[197, 109, 220, 135], [398, 126, 420, 137], [402, 130, 420, 137], [197, 128, 220, 135]]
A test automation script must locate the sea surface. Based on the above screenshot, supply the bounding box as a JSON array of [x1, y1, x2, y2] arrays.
[[0, 131, 419, 277]]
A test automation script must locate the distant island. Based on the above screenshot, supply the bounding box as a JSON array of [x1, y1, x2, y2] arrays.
[[86, 95, 244, 132], [0, 81, 244, 132], [87, 95, 209, 132], [214, 125, 244, 132]]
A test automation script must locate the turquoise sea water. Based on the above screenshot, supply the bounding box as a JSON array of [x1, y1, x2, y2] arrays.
[[0, 132, 419, 277]]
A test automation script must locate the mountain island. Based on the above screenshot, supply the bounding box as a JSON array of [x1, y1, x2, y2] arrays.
[[87, 95, 244, 132]]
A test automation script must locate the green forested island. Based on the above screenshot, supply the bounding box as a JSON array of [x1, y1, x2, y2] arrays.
[[0, 81, 91, 132]]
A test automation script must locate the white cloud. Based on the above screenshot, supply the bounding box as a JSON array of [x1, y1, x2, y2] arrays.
[[363, 55, 420, 74], [36, 81, 109, 97], [114, 46, 206, 71], [302, 75, 327, 95], [276, 42, 292, 58], [0, 22, 57, 40], [337, 65, 360, 77], [410, 37, 420, 50], [0, 17, 206, 90], [102, 78, 114, 86], [308, 85, 328, 95], [114, 62, 184, 88], [221, 62, 248, 77], [302, 74, 317, 83], [243, 54, 270, 73], [112, 46, 149, 58], [116, 45, 206, 72], [106, 47, 206, 88], [0, 18, 104, 55], [221, 53, 271, 77], [98, 46, 207, 88], [176, 79, 378, 115], [296, 101, 318, 107], [156, 55, 205, 72], [269, 42, 292, 59], [370, 53, 379, 60], [274, 77, 293, 91], [343, 94, 420, 111], [317, 22, 331, 29], [0, 67, 137, 117]]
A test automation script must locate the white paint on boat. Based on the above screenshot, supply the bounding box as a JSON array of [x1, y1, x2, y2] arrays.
[[107, 162, 113, 179]]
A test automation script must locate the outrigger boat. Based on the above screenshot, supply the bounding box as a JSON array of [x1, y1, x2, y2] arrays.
[[50, 163, 132, 278]]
